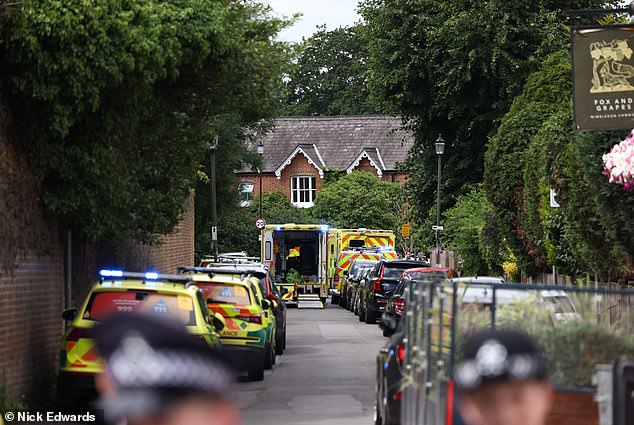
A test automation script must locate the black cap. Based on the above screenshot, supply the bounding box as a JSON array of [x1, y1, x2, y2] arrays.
[[454, 329, 548, 392], [93, 313, 233, 422]]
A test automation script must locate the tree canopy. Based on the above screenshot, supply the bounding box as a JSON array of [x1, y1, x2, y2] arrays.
[[313, 172, 403, 232], [0, 0, 291, 241], [359, 0, 617, 217], [281, 24, 382, 116]]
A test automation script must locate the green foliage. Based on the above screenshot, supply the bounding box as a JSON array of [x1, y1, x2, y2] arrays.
[[442, 186, 501, 275], [485, 46, 634, 279], [281, 24, 382, 116], [286, 269, 301, 284], [313, 171, 403, 231], [360, 0, 616, 244], [1, 0, 291, 241]]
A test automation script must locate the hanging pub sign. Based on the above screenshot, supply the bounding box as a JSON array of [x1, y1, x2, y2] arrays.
[[573, 25, 634, 131]]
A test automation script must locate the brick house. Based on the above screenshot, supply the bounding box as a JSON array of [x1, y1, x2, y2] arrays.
[[237, 115, 414, 208]]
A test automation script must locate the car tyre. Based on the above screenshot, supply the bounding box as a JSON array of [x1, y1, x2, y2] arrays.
[[275, 332, 284, 355], [248, 367, 265, 381], [365, 307, 377, 324], [358, 302, 366, 322], [264, 343, 274, 370]]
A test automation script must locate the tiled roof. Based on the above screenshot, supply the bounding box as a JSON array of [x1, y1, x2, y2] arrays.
[[241, 116, 414, 174]]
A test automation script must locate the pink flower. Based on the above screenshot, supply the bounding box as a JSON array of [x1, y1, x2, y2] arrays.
[[603, 131, 634, 191]]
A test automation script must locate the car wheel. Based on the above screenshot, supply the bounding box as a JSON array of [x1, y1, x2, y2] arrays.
[[275, 333, 284, 355], [365, 306, 377, 324], [359, 303, 366, 322], [264, 343, 274, 370], [282, 327, 287, 350], [374, 402, 383, 425], [248, 367, 264, 381]]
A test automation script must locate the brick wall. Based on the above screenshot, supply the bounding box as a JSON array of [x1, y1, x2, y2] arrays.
[[0, 88, 195, 405], [241, 154, 325, 202], [0, 90, 65, 406], [355, 158, 380, 175]]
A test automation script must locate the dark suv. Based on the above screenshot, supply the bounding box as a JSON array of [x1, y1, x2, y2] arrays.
[[360, 260, 428, 324]]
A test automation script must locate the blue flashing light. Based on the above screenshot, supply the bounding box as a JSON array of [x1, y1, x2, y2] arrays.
[[145, 272, 159, 280], [320, 225, 329, 233], [275, 226, 282, 231], [99, 269, 123, 278]]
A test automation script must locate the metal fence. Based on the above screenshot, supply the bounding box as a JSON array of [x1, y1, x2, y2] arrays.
[[399, 277, 634, 425]]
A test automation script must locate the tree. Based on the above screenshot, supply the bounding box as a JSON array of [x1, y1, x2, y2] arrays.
[[282, 24, 382, 116], [0, 0, 291, 242], [359, 0, 617, 223], [442, 186, 500, 276], [313, 172, 402, 232]]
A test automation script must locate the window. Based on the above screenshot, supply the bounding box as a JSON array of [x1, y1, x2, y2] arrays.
[[291, 176, 317, 208], [238, 182, 254, 207]]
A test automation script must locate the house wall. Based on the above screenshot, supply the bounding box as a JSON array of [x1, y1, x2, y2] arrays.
[[240, 154, 324, 201]]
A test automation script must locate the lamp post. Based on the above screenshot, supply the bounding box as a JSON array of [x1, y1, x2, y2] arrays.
[[210, 136, 219, 260], [434, 134, 445, 252], [257, 140, 264, 220]]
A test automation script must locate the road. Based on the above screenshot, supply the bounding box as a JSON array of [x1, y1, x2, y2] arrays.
[[233, 303, 386, 425]]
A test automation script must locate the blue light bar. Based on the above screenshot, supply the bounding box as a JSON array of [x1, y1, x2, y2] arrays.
[[320, 225, 329, 232], [99, 269, 124, 278], [275, 226, 282, 231], [145, 272, 159, 280]]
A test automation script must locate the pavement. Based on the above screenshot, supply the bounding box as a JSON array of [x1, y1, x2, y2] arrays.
[[232, 303, 386, 425]]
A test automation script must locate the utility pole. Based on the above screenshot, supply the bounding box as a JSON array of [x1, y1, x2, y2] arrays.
[[210, 136, 219, 260]]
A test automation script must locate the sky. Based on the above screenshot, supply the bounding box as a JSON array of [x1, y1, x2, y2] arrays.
[[266, 0, 361, 42]]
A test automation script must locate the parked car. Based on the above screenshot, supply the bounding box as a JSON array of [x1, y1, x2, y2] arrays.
[[375, 317, 404, 425], [182, 263, 288, 356], [58, 270, 224, 408], [360, 260, 429, 324], [384, 268, 457, 330], [354, 268, 373, 317], [184, 269, 277, 381], [345, 259, 379, 311]]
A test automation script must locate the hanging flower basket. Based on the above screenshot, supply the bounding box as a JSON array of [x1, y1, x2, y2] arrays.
[[602, 131, 634, 191]]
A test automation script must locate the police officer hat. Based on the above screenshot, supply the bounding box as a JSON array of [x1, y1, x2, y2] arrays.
[[93, 313, 233, 422], [454, 329, 549, 392]]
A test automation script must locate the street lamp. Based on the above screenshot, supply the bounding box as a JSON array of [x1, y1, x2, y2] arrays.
[[257, 140, 264, 220], [435, 134, 445, 252]]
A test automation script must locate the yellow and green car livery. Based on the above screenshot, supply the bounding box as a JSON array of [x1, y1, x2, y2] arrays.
[[57, 270, 223, 406], [182, 268, 276, 381]]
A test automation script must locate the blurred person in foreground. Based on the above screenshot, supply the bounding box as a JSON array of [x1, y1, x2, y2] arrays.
[[454, 329, 554, 425], [92, 313, 239, 425]]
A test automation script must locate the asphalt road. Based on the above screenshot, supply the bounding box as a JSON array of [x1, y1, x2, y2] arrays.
[[233, 303, 386, 425]]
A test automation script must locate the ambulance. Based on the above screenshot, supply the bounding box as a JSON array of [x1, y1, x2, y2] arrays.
[[261, 224, 330, 307], [328, 229, 397, 304]]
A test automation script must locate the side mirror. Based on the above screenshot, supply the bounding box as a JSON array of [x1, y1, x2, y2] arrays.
[[62, 308, 78, 322], [378, 313, 399, 337], [262, 299, 271, 310], [212, 313, 226, 332], [280, 287, 289, 295]]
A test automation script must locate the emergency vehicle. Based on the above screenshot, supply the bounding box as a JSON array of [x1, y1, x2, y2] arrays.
[[261, 224, 330, 308], [328, 229, 397, 304]]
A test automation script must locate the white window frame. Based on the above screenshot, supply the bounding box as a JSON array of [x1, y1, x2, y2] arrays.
[[238, 182, 254, 207], [291, 176, 316, 208]]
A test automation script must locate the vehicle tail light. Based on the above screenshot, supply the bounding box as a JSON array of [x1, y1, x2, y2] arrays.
[[263, 310, 270, 320], [238, 314, 262, 325], [66, 327, 89, 342], [397, 343, 405, 365], [334, 274, 340, 283], [394, 392, 402, 400], [446, 379, 455, 425], [373, 278, 383, 291], [394, 300, 406, 315]]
